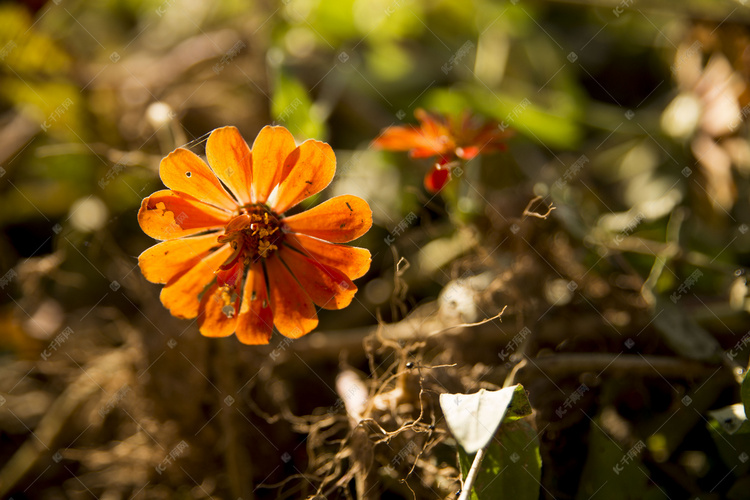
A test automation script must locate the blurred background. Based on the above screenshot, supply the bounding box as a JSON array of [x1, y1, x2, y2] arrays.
[[1, 0, 750, 498]]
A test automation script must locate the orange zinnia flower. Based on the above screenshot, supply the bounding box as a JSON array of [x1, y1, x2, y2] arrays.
[[137, 126, 372, 344], [373, 108, 513, 193]]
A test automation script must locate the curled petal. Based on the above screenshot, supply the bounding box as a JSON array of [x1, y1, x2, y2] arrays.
[[138, 233, 221, 284], [160, 245, 233, 319], [198, 282, 240, 338], [280, 247, 356, 310], [271, 140, 336, 214], [159, 148, 238, 211], [236, 266, 274, 345], [283, 195, 372, 243], [138, 190, 231, 240], [251, 126, 297, 203], [265, 254, 317, 338], [284, 233, 371, 280], [424, 167, 451, 193], [206, 126, 254, 205]]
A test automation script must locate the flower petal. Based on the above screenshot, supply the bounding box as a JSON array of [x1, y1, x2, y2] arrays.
[[206, 126, 254, 205], [372, 126, 425, 152], [235, 266, 274, 345], [284, 233, 371, 280], [265, 254, 317, 338], [160, 147, 238, 211], [138, 233, 221, 284], [251, 126, 296, 203], [198, 282, 240, 338], [415, 108, 449, 134], [279, 247, 356, 310], [160, 244, 232, 319], [138, 190, 231, 240], [282, 195, 372, 243], [424, 167, 451, 193], [271, 140, 336, 214]]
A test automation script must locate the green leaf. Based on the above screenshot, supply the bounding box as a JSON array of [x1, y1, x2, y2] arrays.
[[504, 385, 533, 421], [576, 421, 661, 500], [271, 72, 325, 140], [707, 419, 750, 477], [457, 420, 541, 500], [439, 385, 532, 454]]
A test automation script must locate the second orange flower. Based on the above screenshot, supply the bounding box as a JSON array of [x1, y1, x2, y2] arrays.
[[373, 109, 513, 193], [138, 126, 372, 344]]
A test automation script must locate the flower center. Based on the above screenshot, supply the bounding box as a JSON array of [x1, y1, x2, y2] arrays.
[[218, 205, 284, 271]]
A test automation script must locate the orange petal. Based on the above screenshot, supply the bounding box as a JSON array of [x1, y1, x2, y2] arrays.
[[415, 108, 453, 138], [372, 126, 425, 152], [251, 126, 296, 203], [282, 195, 372, 243], [235, 266, 274, 345], [279, 247, 356, 310], [206, 126, 253, 205], [265, 254, 317, 338], [414, 108, 454, 155], [271, 140, 336, 214], [160, 245, 232, 319], [160, 147, 238, 211], [138, 190, 231, 240], [198, 282, 240, 338], [138, 233, 221, 284], [284, 233, 371, 280], [456, 145, 481, 160]]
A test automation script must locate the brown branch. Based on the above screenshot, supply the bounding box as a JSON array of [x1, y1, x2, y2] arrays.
[[522, 196, 556, 220]]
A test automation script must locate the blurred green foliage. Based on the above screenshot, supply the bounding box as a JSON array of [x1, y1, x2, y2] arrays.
[[1, 0, 750, 498]]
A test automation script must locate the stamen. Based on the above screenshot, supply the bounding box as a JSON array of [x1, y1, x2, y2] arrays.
[[217, 204, 283, 266]]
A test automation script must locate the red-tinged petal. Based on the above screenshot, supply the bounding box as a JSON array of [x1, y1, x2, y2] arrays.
[[461, 126, 513, 158], [424, 167, 451, 193], [282, 195, 372, 243], [159, 148, 238, 211], [160, 245, 233, 319], [251, 126, 296, 203], [138, 190, 231, 240], [198, 282, 240, 338], [456, 146, 480, 160], [279, 247, 356, 310], [284, 233, 371, 280], [271, 140, 336, 214], [206, 126, 253, 205], [265, 254, 317, 338], [216, 258, 244, 288], [235, 266, 274, 345], [138, 233, 221, 284], [409, 146, 449, 159]]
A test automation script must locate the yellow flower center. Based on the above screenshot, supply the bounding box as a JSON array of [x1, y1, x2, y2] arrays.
[[218, 205, 284, 268]]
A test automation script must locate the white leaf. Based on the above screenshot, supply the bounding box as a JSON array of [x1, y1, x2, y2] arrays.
[[440, 385, 525, 454]]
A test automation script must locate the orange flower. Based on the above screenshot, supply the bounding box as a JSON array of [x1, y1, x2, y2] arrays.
[[373, 108, 513, 193], [137, 126, 372, 344]]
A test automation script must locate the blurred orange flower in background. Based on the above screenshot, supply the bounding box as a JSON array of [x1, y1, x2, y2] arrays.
[[373, 108, 513, 193], [137, 126, 372, 344]]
